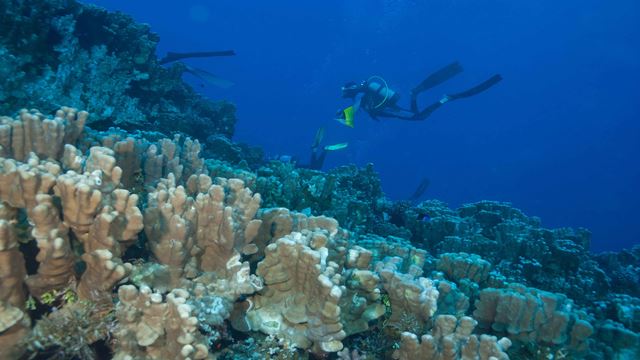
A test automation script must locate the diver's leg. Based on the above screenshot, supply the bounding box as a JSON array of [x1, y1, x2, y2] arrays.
[[413, 101, 444, 121], [378, 105, 422, 121], [413, 74, 502, 120], [311, 150, 328, 170], [411, 62, 464, 112], [447, 74, 502, 100]]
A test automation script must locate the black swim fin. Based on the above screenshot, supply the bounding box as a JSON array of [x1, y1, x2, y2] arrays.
[[311, 127, 325, 151], [412, 62, 464, 95], [184, 65, 235, 88], [409, 177, 430, 202], [159, 50, 236, 65], [448, 74, 502, 100]]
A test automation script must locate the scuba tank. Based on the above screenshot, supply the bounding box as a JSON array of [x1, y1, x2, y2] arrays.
[[365, 76, 396, 108]]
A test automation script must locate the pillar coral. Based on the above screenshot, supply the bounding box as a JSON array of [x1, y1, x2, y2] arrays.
[[340, 246, 386, 336], [0, 107, 86, 162], [437, 252, 492, 284], [113, 285, 209, 360], [377, 257, 440, 326], [143, 135, 205, 186], [473, 283, 594, 351], [0, 154, 61, 214], [101, 136, 144, 188], [0, 219, 29, 359], [393, 315, 511, 360], [25, 195, 76, 299], [76, 249, 132, 307], [144, 182, 198, 287], [54, 169, 107, 240], [0, 143, 141, 305], [194, 177, 261, 275], [145, 174, 262, 290], [253, 207, 344, 261], [246, 230, 347, 353]]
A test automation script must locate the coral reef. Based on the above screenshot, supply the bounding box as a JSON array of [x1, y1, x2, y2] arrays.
[[393, 315, 511, 360], [245, 230, 346, 353], [0, 100, 640, 359], [0, 2, 638, 359], [0, 0, 236, 142], [0, 105, 638, 359], [473, 284, 593, 352]]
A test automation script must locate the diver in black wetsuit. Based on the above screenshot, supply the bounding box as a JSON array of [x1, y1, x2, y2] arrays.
[[337, 62, 502, 123], [306, 147, 328, 170]]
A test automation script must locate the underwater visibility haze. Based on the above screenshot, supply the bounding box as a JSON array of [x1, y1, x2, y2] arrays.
[[89, 0, 640, 253], [0, 0, 638, 359]]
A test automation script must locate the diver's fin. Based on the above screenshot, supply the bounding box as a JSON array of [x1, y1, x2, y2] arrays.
[[448, 74, 502, 100], [409, 177, 430, 202], [324, 143, 348, 151], [184, 65, 235, 88], [312, 127, 325, 150], [414, 101, 444, 121], [412, 62, 464, 95], [159, 50, 236, 65], [336, 106, 355, 127]]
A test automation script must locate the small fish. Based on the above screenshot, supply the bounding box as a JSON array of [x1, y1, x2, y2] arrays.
[[420, 213, 431, 222]]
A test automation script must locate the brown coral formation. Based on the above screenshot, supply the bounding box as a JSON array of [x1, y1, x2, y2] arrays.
[[114, 285, 209, 360], [246, 230, 347, 353], [144, 175, 261, 289], [0, 219, 29, 359], [25, 195, 76, 299], [473, 283, 593, 351], [393, 315, 511, 360], [0, 107, 86, 162], [377, 257, 440, 326], [0, 109, 145, 357], [0, 154, 61, 214]]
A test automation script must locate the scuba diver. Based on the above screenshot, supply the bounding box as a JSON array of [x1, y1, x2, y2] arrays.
[[336, 62, 502, 126], [299, 127, 348, 170]]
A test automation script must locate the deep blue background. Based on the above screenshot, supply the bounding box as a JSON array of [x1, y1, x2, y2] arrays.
[[87, 0, 639, 252]]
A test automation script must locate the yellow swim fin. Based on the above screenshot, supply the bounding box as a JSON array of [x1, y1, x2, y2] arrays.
[[342, 106, 355, 127]]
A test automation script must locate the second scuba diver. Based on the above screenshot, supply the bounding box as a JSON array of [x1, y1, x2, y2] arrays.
[[299, 127, 348, 170], [336, 62, 501, 126]]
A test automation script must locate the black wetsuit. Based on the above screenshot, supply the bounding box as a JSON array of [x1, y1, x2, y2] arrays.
[[353, 62, 502, 121], [298, 148, 327, 170]]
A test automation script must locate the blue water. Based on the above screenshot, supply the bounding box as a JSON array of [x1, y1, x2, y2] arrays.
[[88, 0, 639, 252]]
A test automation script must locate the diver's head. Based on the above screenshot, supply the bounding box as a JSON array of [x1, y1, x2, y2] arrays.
[[341, 81, 361, 98]]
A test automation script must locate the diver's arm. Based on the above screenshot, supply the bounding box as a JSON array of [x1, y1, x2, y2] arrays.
[[353, 93, 364, 112]]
